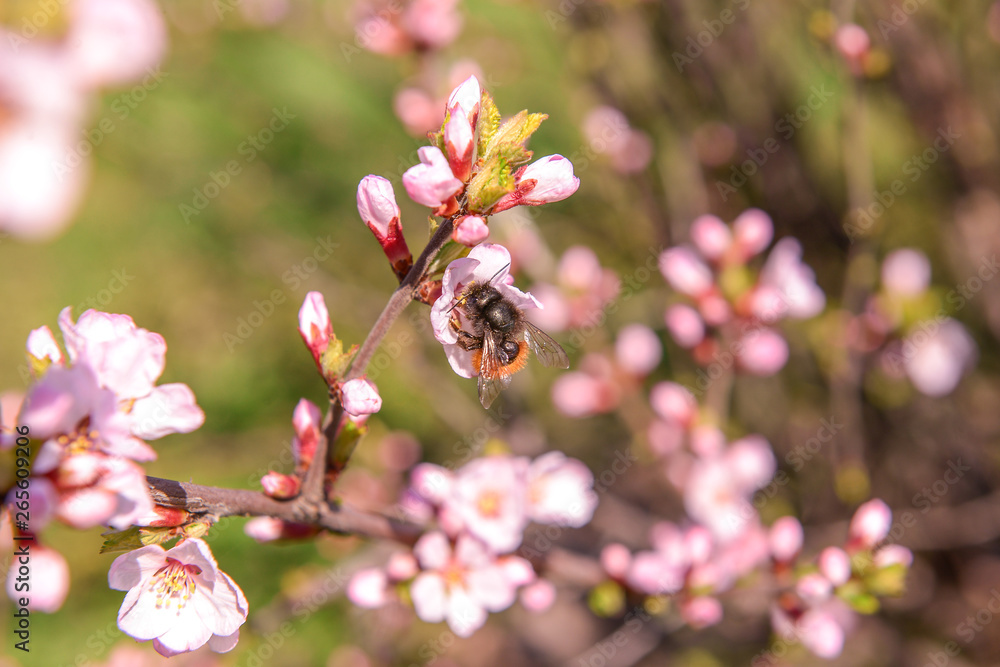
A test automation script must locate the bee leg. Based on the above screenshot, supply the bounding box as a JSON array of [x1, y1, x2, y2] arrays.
[[454, 328, 483, 351]]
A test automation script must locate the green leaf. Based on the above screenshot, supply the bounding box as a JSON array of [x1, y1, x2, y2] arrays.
[[465, 151, 520, 213], [482, 110, 547, 160], [101, 526, 177, 554], [320, 335, 358, 382], [588, 580, 625, 617], [331, 416, 368, 471], [865, 562, 908, 596], [476, 90, 502, 156]]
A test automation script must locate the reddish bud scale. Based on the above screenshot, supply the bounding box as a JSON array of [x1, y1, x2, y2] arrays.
[[146, 506, 191, 527]]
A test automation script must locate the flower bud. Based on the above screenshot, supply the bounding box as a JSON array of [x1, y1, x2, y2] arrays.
[[447, 75, 481, 125], [732, 208, 773, 259], [659, 246, 713, 297], [341, 377, 382, 416], [848, 498, 892, 550], [298, 291, 332, 367], [452, 215, 489, 247], [402, 146, 463, 208], [665, 304, 705, 348], [690, 214, 732, 261], [490, 155, 580, 213], [357, 175, 413, 281], [768, 516, 803, 562], [818, 546, 851, 585], [444, 106, 475, 182], [261, 471, 301, 499]]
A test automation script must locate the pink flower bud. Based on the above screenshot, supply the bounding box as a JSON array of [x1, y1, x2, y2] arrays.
[[818, 546, 851, 585], [386, 553, 419, 581], [649, 382, 696, 426], [796, 573, 833, 604], [768, 516, 803, 562], [9, 545, 68, 612], [874, 545, 913, 569], [520, 579, 557, 613], [881, 248, 930, 297], [444, 106, 475, 182], [552, 372, 615, 418], [347, 568, 388, 609], [665, 304, 705, 348], [799, 609, 845, 659], [600, 543, 633, 579], [690, 425, 725, 458], [491, 155, 580, 213], [446, 75, 481, 123], [244, 516, 285, 542], [298, 291, 332, 367], [452, 215, 489, 247], [834, 23, 870, 75], [681, 596, 723, 629], [292, 398, 322, 469], [261, 471, 300, 499], [659, 246, 713, 297], [736, 328, 789, 376], [341, 377, 382, 416], [848, 498, 892, 550], [732, 208, 773, 259], [690, 214, 732, 261], [402, 146, 463, 208], [614, 324, 662, 376], [358, 175, 412, 280], [904, 318, 976, 397]]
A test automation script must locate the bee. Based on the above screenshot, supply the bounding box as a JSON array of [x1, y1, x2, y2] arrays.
[[449, 270, 570, 408]]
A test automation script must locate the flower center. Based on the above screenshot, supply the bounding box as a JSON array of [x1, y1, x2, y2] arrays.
[[476, 490, 503, 518], [56, 419, 98, 455], [149, 557, 203, 611], [443, 562, 465, 589]]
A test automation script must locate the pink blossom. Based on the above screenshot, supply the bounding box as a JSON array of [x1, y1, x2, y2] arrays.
[[410, 463, 455, 505], [684, 440, 775, 541], [756, 238, 826, 319], [874, 544, 913, 568], [903, 318, 977, 396], [341, 377, 382, 416], [357, 175, 412, 276], [881, 248, 930, 296], [403, 0, 463, 50], [530, 246, 620, 333], [690, 425, 726, 458], [769, 516, 803, 562], [665, 304, 706, 348], [452, 215, 489, 247], [261, 471, 300, 499], [243, 517, 284, 542], [798, 608, 846, 658], [298, 291, 333, 368], [520, 579, 557, 612], [797, 573, 833, 604], [446, 75, 481, 124], [491, 155, 580, 213], [387, 552, 420, 580], [736, 328, 789, 376], [552, 371, 614, 418], [649, 382, 696, 426], [291, 398, 322, 470], [834, 23, 870, 74], [525, 451, 597, 528], [68, 0, 167, 88], [659, 246, 713, 297], [732, 208, 774, 259], [681, 596, 723, 628], [818, 547, 852, 585], [626, 526, 688, 595], [725, 435, 777, 490], [26, 326, 64, 366], [52, 452, 154, 530], [402, 146, 463, 208], [109, 538, 248, 657], [409, 532, 522, 637], [6, 544, 69, 612], [848, 498, 892, 550], [600, 544, 632, 579], [614, 324, 662, 376], [444, 106, 475, 182], [57, 308, 204, 441], [393, 87, 444, 136], [431, 244, 541, 378], [445, 456, 529, 552], [690, 215, 732, 261], [347, 568, 389, 609]]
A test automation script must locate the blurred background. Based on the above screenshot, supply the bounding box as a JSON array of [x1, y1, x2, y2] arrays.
[[2, 0, 1000, 665]]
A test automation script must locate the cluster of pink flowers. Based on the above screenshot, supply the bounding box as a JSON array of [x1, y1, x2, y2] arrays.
[[849, 248, 977, 397], [352, 0, 462, 57], [0, 308, 252, 656], [601, 498, 911, 659], [348, 451, 598, 636], [660, 209, 825, 379], [0, 0, 167, 240], [582, 106, 653, 174]]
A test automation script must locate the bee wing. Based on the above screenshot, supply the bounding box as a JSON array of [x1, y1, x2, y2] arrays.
[[478, 330, 513, 408], [523, 322, 570, 369]]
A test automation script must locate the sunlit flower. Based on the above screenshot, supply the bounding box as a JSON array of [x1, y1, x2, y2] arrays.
[[525, 451, 597, 528], [445, 456, 529, 552], [402, 146, 463, 208], [109, 538, 248, 657]]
